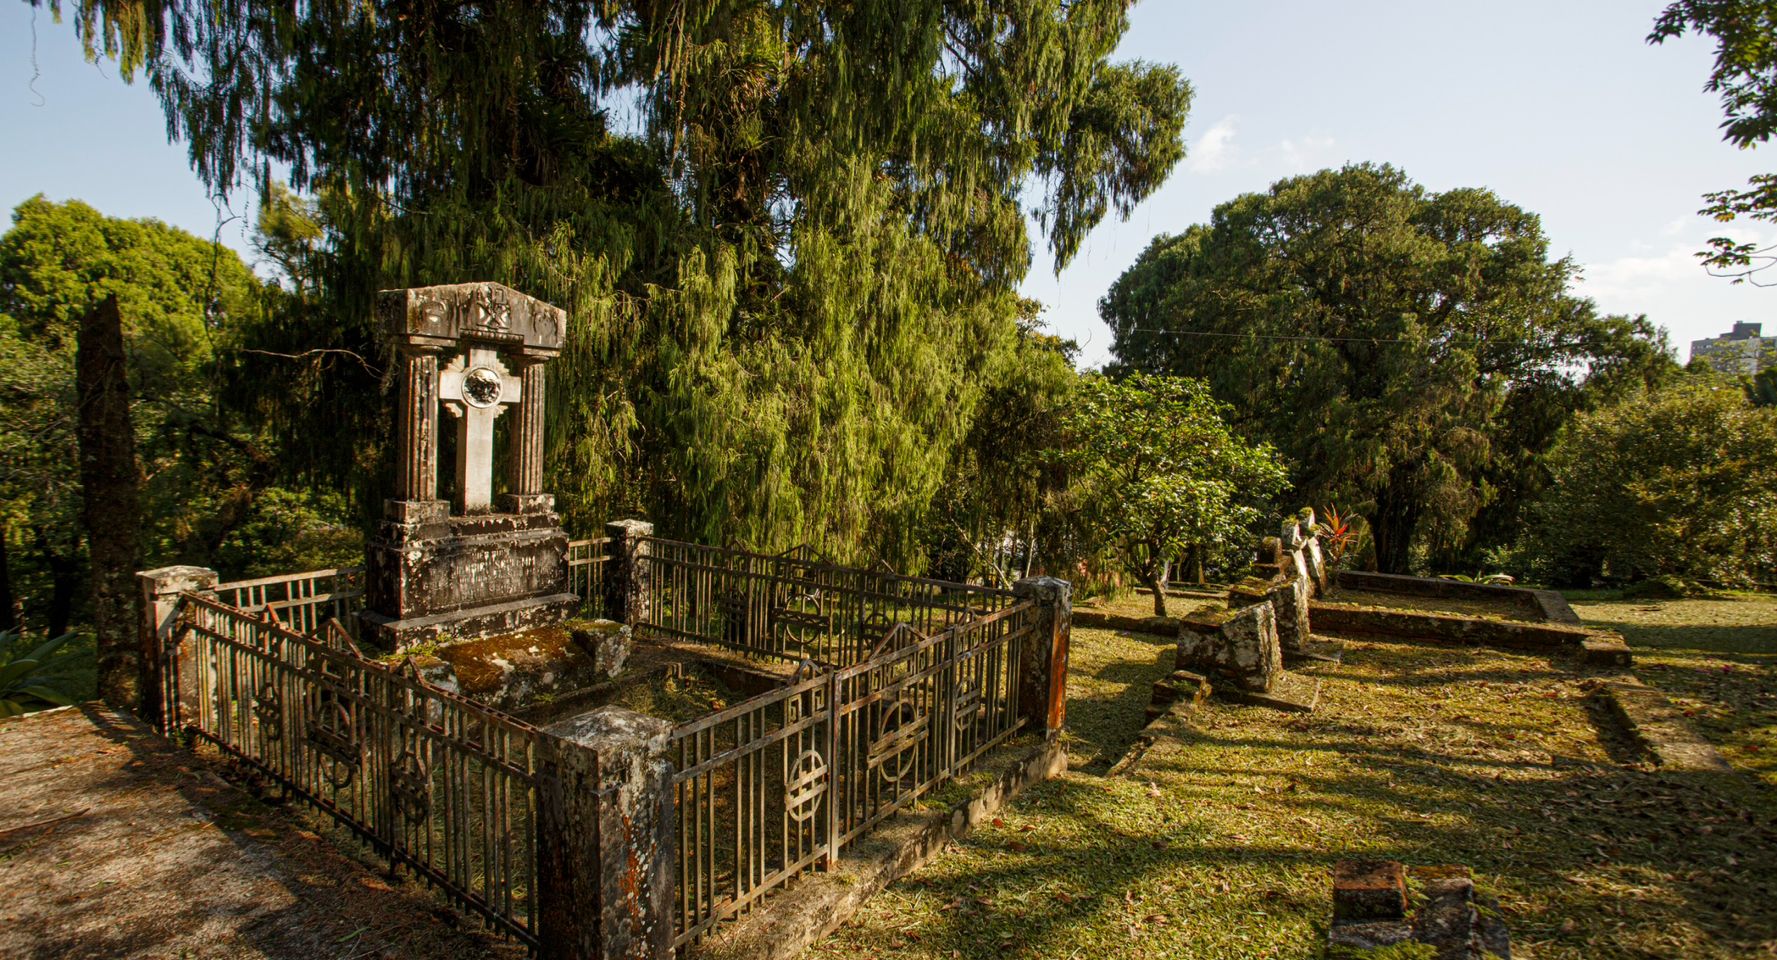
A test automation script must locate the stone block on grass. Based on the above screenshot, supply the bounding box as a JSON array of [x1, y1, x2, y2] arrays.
[[1177, 602, 1283, 693]]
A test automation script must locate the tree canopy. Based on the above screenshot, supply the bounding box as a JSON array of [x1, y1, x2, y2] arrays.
[[1518, 378, 1777, 589], [1100, 164, 1674, 574], [1060, 372, 1285, 615], [1650, 1, 1777, 282], [0, 196, 357, 637], [50, 0, 1193, 567]]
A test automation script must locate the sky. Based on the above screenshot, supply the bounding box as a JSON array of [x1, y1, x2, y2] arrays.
[[2, 1, 1771, 368]]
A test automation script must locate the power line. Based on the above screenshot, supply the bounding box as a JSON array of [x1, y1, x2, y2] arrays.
[[1110, 325, 1497, 347]]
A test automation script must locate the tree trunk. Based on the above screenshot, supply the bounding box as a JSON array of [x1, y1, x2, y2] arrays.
[[76, 295, 144, 710], [33, 527, 79, 638], [1371, 479, 1418, 575], [0, 523, 15, 633], [1146, 564, 1168, 618]]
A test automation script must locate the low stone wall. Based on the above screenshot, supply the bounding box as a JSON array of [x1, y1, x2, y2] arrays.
[[1308, 601, 1596, 650], [1071, 609, 1179, 636]]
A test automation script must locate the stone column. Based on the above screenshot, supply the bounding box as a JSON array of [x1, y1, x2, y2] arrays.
[[536, 707, 676, 960], [605, 519, 654, 626], [509, 359, 547, 495], [392, 345, 442, 504], [136, 565, 218, 731], [1013, 577, 1072, 737]]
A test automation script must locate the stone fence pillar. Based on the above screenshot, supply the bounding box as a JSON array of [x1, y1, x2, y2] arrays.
[[604, 519, 654, 626], [1013, 577, 1072, 737], [136, 565, 218, 730], [536, 707, 676, 960]]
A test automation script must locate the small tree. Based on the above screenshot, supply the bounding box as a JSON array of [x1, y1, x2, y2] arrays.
[[1518, 381, 1777, 588], [1063, 373, 1286, 616]]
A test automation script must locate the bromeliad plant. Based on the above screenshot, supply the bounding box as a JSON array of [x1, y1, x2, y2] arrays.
[[0, 629, 80, 718], [1318, 505, 1366, 567]]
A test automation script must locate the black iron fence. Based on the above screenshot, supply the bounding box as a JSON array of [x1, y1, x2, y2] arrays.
[[666, 598, 1041, 948], [168, 594, 545, 946], [142, 524, 1066, 958], [210, 567, 366, 637], [567, 536, 611, 620], [637, 537, 1020, 667]]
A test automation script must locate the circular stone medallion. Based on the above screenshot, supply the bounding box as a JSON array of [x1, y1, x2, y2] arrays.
[[462, 366, 503, 407]]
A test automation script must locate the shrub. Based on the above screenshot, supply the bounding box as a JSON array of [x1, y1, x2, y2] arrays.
[[1517, 382, 1777, 587]]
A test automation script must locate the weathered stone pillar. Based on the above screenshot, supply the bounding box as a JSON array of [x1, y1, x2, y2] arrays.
[[136, 565, 218, 730], [536, 707, 676, 960], [1013, 577, 1072, 736], [393, 345, 442, 503], [508, 359, 547, 498], [605, 519, 654, 626]]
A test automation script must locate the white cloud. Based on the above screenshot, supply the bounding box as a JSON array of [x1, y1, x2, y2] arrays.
[[1574, 246, 1709, 305], [1188, 116, 1239, 173], [1574, 227, 1777, 359], [1274, 135, 1340, 174]]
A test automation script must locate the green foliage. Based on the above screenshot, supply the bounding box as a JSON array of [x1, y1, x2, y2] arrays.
[[211, 487, 363, 579], [0, 196, 269, 633], [52, 0, 1192, 567], [1650, 2, 1777, 281], [0, 628, 82, 717], [1060, 372, 1285, 607], [1517, 380, 1777, 588], [1100, 163, 1675, 573]]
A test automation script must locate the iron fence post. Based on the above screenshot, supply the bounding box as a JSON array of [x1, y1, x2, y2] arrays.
[[1012, 577, 1072, 737], [136, 565, 219, 732]]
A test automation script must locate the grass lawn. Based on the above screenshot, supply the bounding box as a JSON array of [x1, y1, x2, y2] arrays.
[[812, 622, 1777, 960], [1572, 592, 1777, 789], [1075, 589, 1224, 623]]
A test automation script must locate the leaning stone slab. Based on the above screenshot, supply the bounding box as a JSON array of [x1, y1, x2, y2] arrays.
[[1177, 602, 1283, 693]]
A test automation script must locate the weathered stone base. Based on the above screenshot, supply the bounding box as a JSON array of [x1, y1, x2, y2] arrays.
[[407, 619, 634, 712], [364, 507, 573, 634], [360, 592, 582, 650], [689, 737, 1067, 960], [1329, 861, 1511, 959]]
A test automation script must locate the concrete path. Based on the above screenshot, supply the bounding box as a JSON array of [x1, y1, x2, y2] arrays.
[[0, 704, 520, 960]]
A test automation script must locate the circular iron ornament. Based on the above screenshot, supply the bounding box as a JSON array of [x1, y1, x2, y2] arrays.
[[785, 749, 828, 824], [462, 366, 503, 407], [390, 744, 433, 825], [306, 700, 362, 789], [872, 699, 922, 782], [253, 681, 284, 743]]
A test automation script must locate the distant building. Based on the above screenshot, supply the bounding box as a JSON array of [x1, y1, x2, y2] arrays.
[[1690, 321, 1777, 376]]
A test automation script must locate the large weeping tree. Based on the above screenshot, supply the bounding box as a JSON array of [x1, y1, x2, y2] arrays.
[[49, 0, 1191, 566]]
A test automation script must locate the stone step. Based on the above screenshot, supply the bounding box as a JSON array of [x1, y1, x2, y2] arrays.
[[1581, 634, 1633, 668]]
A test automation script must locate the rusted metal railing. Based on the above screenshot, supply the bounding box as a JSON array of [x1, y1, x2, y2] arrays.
[[638, 537, 1018, 667], [210, 567, 366, 638], [566, 536, 611, 619], [666, 598, 1040, 948], [167, 594, 545, 946]]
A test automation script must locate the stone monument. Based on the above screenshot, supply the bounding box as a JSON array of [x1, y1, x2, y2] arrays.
[[360, 282, 579, 648]]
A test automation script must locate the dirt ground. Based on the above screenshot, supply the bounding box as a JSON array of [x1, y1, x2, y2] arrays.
[[0, 704, 520, 960]]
